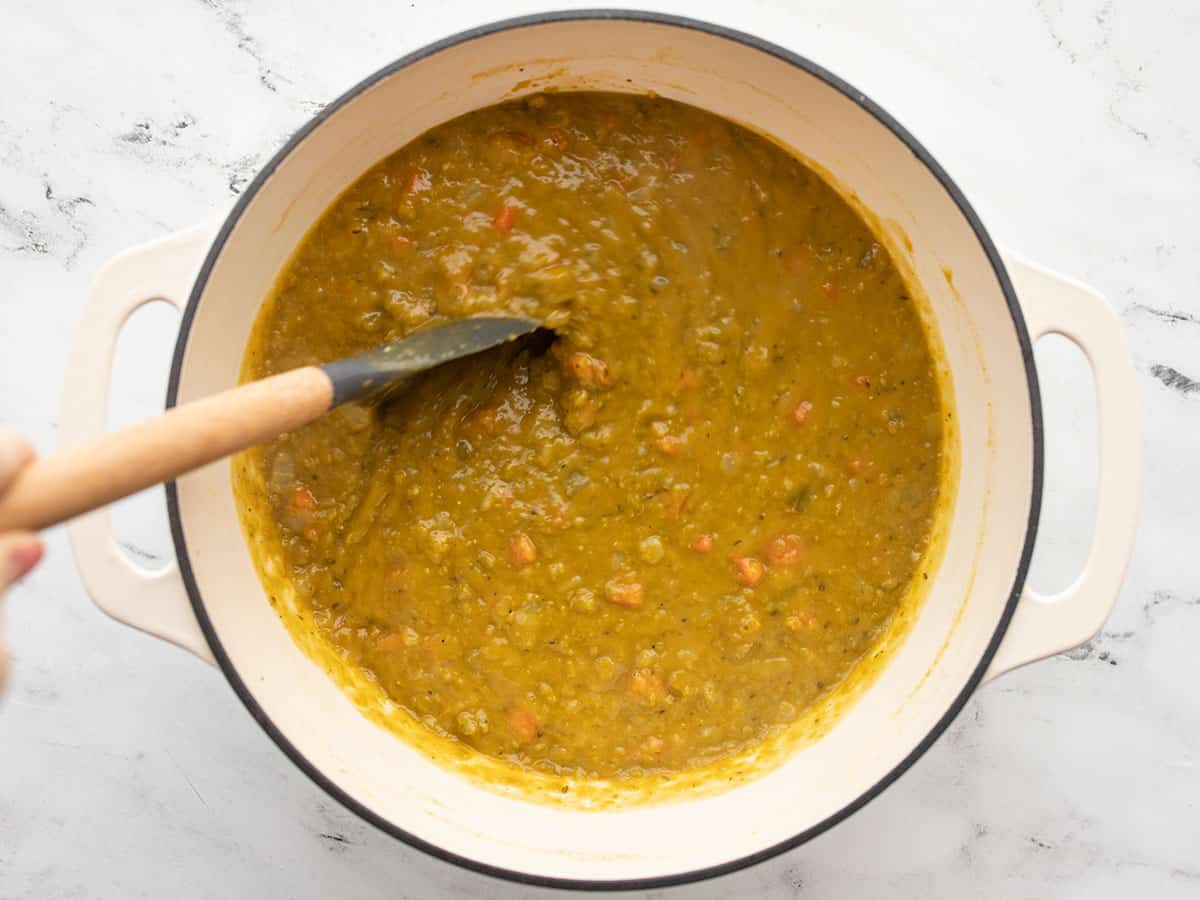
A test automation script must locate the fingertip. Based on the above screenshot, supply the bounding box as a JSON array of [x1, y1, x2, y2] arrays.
[[13, 535, 43, 578], [0, 532, 42, 586]]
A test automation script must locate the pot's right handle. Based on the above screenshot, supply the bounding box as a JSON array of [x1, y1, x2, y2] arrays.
[[983, 253, 1142, 681], [63, 225, 217, 666]]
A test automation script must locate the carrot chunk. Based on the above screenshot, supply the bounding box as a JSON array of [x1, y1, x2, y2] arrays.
[[786, 610, 817, 632], [509, 707, 539, 743], [493, 203, 517, 232], [690, 533, 715, 554], [732, 556, 765, 587], [605, 578, 644, 608], [403, 168, 431, 195], [654, 435, 683, 456], [641, 735, 666, 757], [375, 632, 410, 655], [565, 351, 612, 387], [290, 485, 318, 511], [509, 531, 538, 566], [792, 400, 814, 427], [627, 668, 664, 698], [766, 534, 807, 568]]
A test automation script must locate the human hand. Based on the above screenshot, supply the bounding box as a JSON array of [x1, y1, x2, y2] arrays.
[[0, 433, 44, 693]]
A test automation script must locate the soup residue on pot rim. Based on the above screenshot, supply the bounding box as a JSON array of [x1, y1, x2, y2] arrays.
[[233, 91, 957, 806]]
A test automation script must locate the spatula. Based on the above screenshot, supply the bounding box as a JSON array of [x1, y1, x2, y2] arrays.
[[0, 316, 543, 532]]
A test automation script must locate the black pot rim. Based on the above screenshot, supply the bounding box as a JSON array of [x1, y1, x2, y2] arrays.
[[165, 9, 1043, 892]]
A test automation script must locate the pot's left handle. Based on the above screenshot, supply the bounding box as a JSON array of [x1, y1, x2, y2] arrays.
[[983, 253, 1143, 681], [63, 224, 218, 666]]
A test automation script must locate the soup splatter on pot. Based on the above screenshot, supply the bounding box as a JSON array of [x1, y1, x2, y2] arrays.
[[235, 92, 950, 783]]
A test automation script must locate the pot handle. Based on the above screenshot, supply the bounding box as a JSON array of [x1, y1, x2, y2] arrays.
[[983, 253, 1142, 681], [63, 224, 217, 666]]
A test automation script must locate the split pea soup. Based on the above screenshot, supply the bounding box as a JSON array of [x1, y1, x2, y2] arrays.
[[235, 92, 950, 781]]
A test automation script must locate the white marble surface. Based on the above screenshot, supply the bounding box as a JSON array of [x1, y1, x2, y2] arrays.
[[1, 0, 1196, 896]]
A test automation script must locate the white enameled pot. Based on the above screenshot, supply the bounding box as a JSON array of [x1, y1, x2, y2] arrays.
[[61, 12, 1142, 890]]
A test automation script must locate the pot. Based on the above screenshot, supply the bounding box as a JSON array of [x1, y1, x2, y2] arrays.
[[61, 11, 1142, 890]]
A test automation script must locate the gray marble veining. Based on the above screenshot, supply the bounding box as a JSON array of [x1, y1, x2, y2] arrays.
[[0, 1, 1196, 897]]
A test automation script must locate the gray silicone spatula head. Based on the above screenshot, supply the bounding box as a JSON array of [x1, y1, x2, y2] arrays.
[[320, 315, 546, 407]]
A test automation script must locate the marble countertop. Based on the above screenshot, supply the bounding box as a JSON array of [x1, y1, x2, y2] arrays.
[[1, 1, 1195, 896]]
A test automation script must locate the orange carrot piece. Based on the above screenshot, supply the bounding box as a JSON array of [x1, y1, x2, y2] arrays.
[[509, 707, 539, 743], [605, 578, 644, 609], [641, 735, 666, 756], [627, 668, 664, 697], [565, 351, 612, 387], [404, 168, 431, 195], [375, 632, 409, 655], [766, 534, 807, 568], [732, 556, 765, 587], [493, 204, 517, 232], [509, 531, 538, 566], [786, 610, 817, 632], [290, 485, 318, 511], [654, 435, 683, 456]]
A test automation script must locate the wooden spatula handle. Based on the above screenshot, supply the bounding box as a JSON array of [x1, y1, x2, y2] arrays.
[[0, 367, 333, 533]]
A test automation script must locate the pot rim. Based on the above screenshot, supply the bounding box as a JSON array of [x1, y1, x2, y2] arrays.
[[164, 8, 1044, 891]]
